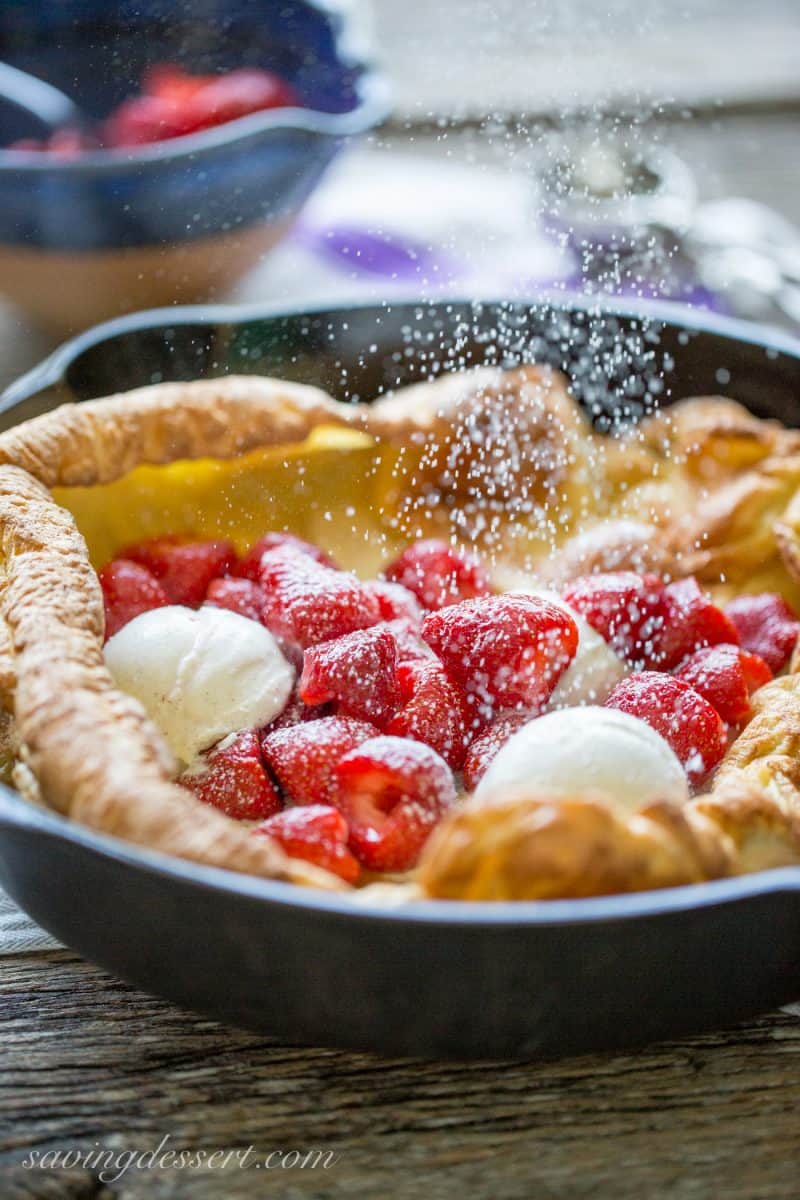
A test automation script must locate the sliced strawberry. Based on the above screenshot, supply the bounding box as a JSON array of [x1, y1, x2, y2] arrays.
[[379, 618, 435, 664], [605, 672, 727, 788], [421, 594, 578, 715], [365, 580, 424, 624], [299, 627, 400, 727], [122, 536, 237, 606], [725, 593, 800, 673], [386, 660, 476, 769], [383, 539, 493, 611], [205, 576, 264, 622], [254, 804, 360, 884], [261, 716, 378, 806], [563, 571, 668, 668], [462, 711, 532, 792], [99, 558, 169, 640], [334, 735, 457, 871], [262, 691, 331, 732], [233, 532, 335, 582], [180, 730, 280, 820], [259, 546, 381, 648], [674, 643, 772, 726], [654, 578, 740, 670]]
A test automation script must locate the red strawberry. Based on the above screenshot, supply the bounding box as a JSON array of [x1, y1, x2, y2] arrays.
[[383, 539, 493, 610], [261, 716, 378, 806], [563, 572, 668, 668], [725, 593, 800, 673], [259, 546, 381, 648], [605, 672, 727, 787], [254, 804, 360, 884], [379, 618, 435, 664], [386, 660, 476, 769], [421, 594, 578, 715], [263, 691, 331, 731], [299, 627, 400, 727], [462, 711, 532, 792], [365, 580, 424, 624], [674, 643, 772, 726], [654, 578, 740, 669], [180, 730, 280, 820], [99, 559, 169, 640], [334, 735, 457, 871], [233, 532, 334, 582], [122, 536, 237, 606], [205, 577, 264, 622]]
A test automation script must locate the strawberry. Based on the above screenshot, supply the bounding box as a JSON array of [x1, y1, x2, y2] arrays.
[[233, 532, 335, 582], [379, 618, 435, 664], [383, 539, 493, 610], [386, 660, 476, 769], [99, 559, 169, 640], [258, 546, 381, 648], [334, 736, 457, 871], [654, 578, 740, 670], [122, 536, 237, 606], [674, 643, 772, 726], [462, 711, 532, 792], [262, 691, 332, 731], [205, 577, 264, 622], [254, 804, 360, 884], [299, 627, 400, 727], [725, 593, 800, 673], [563, 572, 668, 668], [261, 716, 378, 806], [421, 594, 578, 715], [180, 730, 280, 820], [605, 672, 727, 788], [365, 580, 424, 624]]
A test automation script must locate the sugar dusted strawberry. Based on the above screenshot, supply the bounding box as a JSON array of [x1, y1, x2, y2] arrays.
[[380, 618, 435, 664], [99, 558, 169, 640], [605, 672, 727, 788], [334, 735, 457, 871], [263, 691, 331, 731], [262, 716, 378, 806], [421, 594, 578, 715], [563, 572, 668, 668], [383, 539, 493, 611], [299, 627, 400, 727], [180, 730, 280, 820], [462, 711, 532, 792], [655, 578, 740, 670], [233, 532, 335, 582], [123, 536, 237, 606], [205, 576, 264, 622], [674, 643, 772, 726], [725, 592, 800, 673], [386, 660, 476, 769], [254, 804, 360, 884], [259, 546, 381, 648], [365, 580, 424, 624]]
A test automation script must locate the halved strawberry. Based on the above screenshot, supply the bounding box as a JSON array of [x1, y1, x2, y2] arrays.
[[386, 660, 476, 769], [674, 643, 772, 726], [379, 618, 435, 664], [180, 730, 280, 820], [605, 672, 727, 788], [364, 580, 424, 624], [299, 627, 400, 727], [261, 716, 378, 806], [725, 592, 800, 673], [334, 735, 457, 871], [421, 593, 578, 715], [99, 558, 169, 640], [563, 571, 668, 668], [254, 804, 360, 884], [233, 532, 335, 582], [383, 539, 493, 611], [462, 711, 532, 792], [654, 578, 740, 669], [205, 576, 264, 622], [259, 546, 381, 648], [122, 536, 237, 606]]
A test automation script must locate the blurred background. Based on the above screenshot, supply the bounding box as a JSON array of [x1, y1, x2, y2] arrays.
[[0, 0, 798, 384]]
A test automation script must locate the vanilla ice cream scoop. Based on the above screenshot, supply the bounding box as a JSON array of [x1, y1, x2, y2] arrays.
[[510, 586, 627, 707], [104, 605, 294, 766], [475, 706, 688, 814]]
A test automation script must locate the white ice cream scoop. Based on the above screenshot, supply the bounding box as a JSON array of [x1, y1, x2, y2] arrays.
[[104, 605, 294, 767], [475, 706, 688, 815]]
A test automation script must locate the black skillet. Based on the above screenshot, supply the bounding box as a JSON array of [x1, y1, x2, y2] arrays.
[[1, 297, 800, 1060]]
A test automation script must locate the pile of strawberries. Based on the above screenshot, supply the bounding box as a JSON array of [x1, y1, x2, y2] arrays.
[[100, 531, 800, 882]]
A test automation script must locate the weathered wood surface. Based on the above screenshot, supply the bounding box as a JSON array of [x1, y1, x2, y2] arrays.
[[0, 947, 798, 1199]]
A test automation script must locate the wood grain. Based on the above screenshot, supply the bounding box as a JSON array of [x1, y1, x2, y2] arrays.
[[0, 948, 798, 1199]]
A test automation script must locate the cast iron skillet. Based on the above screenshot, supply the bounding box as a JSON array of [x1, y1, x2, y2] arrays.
[[1, 298, 800, 1061]]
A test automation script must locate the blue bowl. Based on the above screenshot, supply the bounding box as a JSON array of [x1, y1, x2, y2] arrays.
[[0, 0, 388, 331]]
